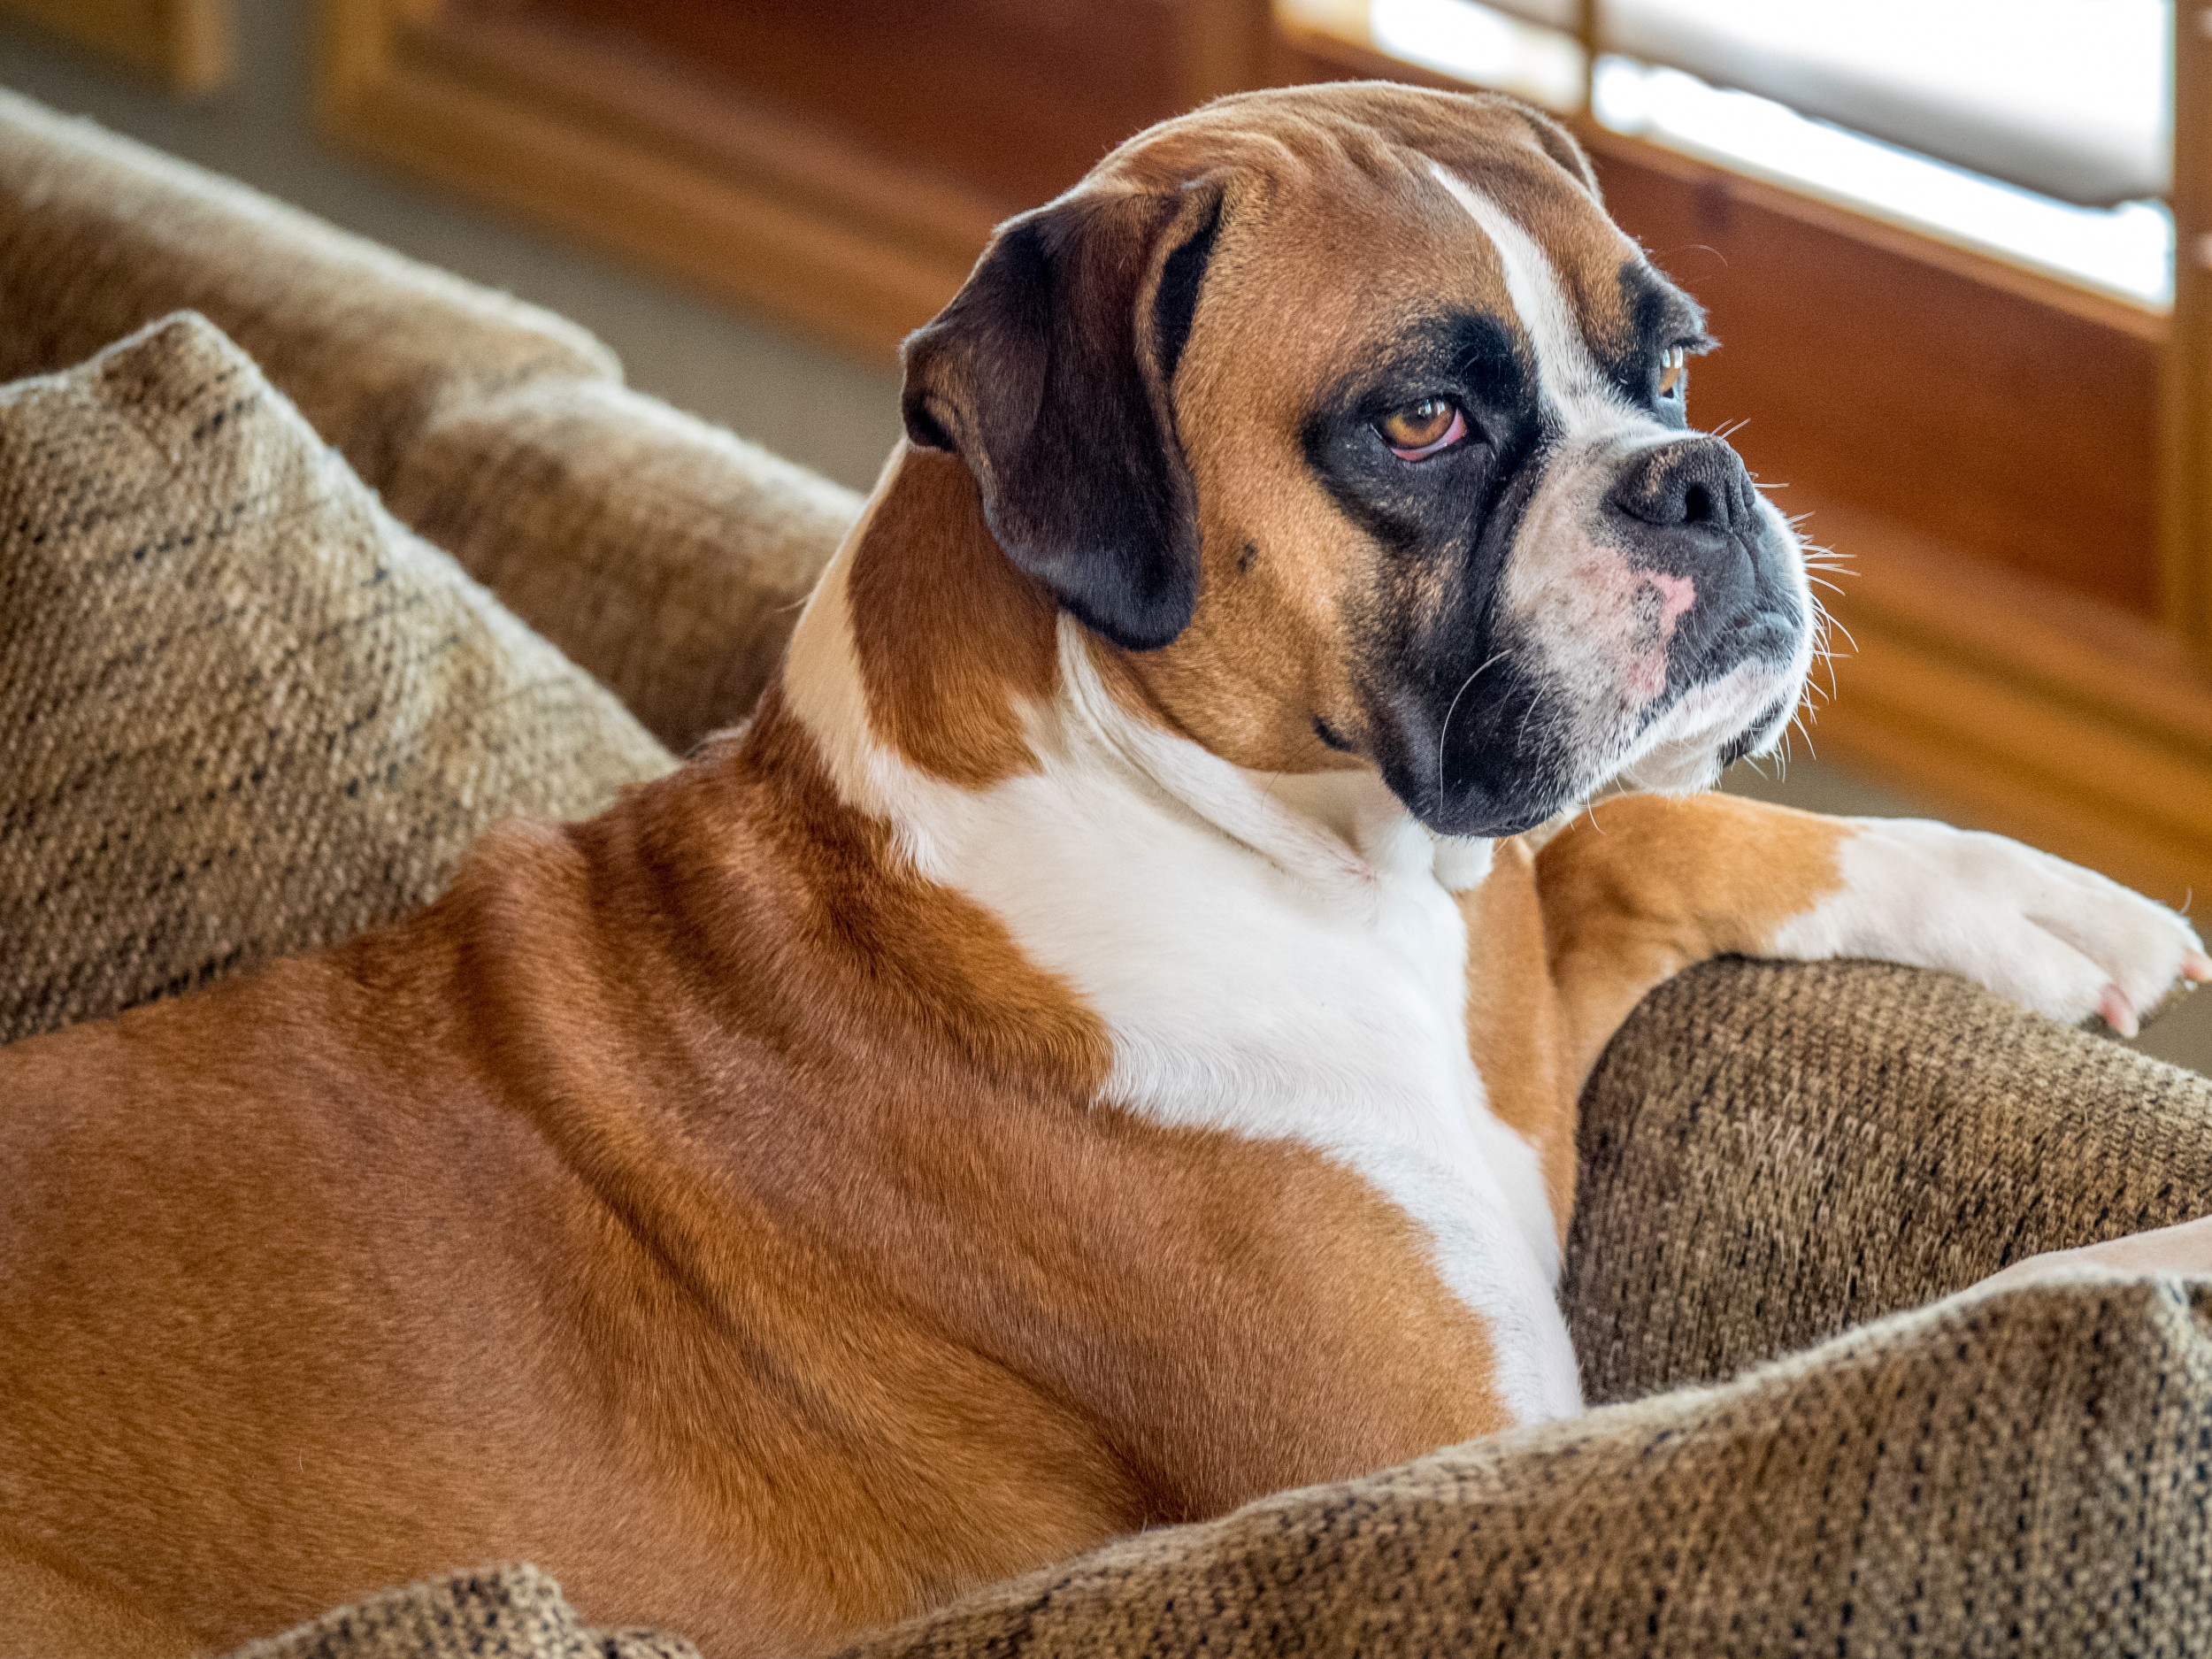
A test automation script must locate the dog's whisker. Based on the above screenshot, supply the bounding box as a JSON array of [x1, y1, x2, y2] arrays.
[[1434, 650, 1511, 789]]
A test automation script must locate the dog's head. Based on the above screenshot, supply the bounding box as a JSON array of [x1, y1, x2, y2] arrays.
[[902, 82, 1812, 837]]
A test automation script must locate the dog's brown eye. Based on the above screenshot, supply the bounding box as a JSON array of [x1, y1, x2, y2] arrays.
[[1657, 345, 1688, 401], [1378, 398, 1466, 459]]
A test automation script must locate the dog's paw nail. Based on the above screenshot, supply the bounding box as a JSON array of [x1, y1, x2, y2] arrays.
[[2185, 949, 2212, 986], [2100, 984, 2141, 1038]]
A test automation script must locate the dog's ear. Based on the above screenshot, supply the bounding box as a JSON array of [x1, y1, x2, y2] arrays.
[[901, 180, 1225, 651]]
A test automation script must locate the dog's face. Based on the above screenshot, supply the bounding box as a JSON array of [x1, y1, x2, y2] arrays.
[[902, 83, 1812, 837]]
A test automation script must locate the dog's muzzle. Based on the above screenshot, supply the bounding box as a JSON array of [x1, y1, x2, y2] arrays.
[[1605, 436, 1803, 681]]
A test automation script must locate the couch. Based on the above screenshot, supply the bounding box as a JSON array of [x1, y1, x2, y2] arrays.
[[4, 90, 2210, 1658]]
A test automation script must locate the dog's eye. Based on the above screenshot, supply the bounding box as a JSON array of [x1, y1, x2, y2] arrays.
[[1377, 398, 1468, 460], [1657, 345, 1688, 401]]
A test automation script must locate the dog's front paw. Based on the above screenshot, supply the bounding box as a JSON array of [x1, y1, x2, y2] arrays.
[[1770, 818, 2211, 1035]]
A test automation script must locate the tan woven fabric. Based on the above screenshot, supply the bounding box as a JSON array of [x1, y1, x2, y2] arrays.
[[0, 312, 674, 1044], [0, 90, 615, 491], [385, 377, 859, 753], [1564, 956, 2212, 1405], [226, 1564, 697, 1659], [225, 1268, 2212, 1658], [0, 91, 860, 757]]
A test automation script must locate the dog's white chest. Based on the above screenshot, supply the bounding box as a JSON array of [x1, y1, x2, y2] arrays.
[[925, 741, 1583, 1425], [790, 583, 1585, 1425]]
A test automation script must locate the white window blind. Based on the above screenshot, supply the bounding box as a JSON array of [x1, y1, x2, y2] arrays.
[[1303, 0, 2176, 303], [1467, 0, 2169, 207]]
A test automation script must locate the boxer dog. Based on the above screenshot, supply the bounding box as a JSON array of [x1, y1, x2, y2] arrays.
[[4, 81, 2206, 1659]]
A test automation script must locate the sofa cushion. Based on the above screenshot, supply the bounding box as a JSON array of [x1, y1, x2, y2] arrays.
[[386, 377, 858, 754], [228, 1269, 2212, 1657], [828, 1268, 2212, 1658], [0, 91, 859, 758], [0, 313, 674, 1045], [226, 1564, 696, 1659]]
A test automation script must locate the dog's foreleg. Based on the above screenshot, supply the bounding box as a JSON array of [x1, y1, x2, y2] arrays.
[[1532, 793, 2209, 1106]]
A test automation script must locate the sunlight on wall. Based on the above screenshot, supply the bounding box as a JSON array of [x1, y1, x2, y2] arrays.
[[1371, 0, 1585, 109]]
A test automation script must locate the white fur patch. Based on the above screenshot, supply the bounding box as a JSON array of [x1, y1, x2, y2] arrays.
[[1768, 818, 2205, 1025], [1428, 162, 1638, 437], [784, 495, 1582, 1425]]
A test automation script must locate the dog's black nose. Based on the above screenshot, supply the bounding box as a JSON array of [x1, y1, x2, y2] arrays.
[[1606, 437, 1758, 539], [1601, 435, 1801, 676]]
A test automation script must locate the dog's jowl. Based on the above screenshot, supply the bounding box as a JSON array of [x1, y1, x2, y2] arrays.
[[3, 81, 2206, 1659]]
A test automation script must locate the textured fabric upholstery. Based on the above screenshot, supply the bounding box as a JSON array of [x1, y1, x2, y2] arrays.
[[225, 1565, 697, 1659], [1565, 955, 2212, 1405], [826, 1271, 2212, 1657], [0, 313, 673, 1044], [384, 377, 858, 753], [0, 89, 862, 755], [0, 92, 616, 493]]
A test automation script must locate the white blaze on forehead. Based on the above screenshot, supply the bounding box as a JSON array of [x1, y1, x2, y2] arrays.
[[1427, 161, 1635, 437]]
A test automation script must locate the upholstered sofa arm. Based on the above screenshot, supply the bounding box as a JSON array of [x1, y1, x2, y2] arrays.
[[0, 91, 614, 486], [1565, 955, 2212, 1404], [831, 1269, 2212, 1657], [383, 376, 859, 752]]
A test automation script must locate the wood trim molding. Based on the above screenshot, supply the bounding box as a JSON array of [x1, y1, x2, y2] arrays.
[[1278, 11, 2164, 342], [1812, 501, 2212, 910], [316, 0, 996, 362], [1, 0, 231, 93]]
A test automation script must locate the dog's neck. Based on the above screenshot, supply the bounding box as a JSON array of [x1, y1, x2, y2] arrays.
[[780, 445, 1495, 908], [768, 444, 1563, 1339]]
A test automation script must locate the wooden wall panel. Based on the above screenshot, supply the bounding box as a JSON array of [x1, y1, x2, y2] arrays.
[[2167, 0, 2212, 652], [1799, 497, 2212, 911], [1586, 132, 2162, 618], [484, 0, 1186, 213], [319, 0, 996, 358]]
